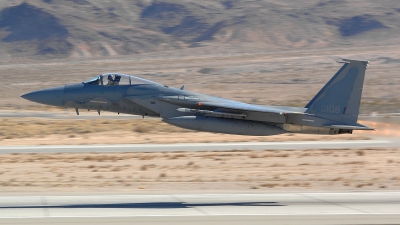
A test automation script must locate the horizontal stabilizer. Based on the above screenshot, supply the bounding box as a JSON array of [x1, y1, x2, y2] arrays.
[[324, 125, 375, 130], [341, 58, 369, 64]]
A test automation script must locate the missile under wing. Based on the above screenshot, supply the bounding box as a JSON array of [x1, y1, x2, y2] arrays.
[[21, 59, 373, 136]]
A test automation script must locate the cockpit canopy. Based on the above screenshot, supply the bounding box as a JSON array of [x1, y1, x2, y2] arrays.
[[83, 73, 160, 86]]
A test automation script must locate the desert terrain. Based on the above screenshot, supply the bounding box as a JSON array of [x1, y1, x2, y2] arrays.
[[2, 44, 400, 113], [1, 43, 400, 193], [0, 1, 400, 59], [0, 0, 399, 114], [0, 148, 399, 193], [0, 116, 372, 146], [1, 38, 400, 193], [0, 1, 399, 193], [0, 113, 398, 193]]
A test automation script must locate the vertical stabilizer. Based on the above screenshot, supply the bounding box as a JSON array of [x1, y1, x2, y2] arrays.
[[305, 59, 368, 124]]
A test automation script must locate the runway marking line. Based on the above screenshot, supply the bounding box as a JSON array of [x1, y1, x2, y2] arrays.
[[0, 213, 400, 219], [1, 192, 400, 198]]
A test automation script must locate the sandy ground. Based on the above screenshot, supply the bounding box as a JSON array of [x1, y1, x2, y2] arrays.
[[0, 46, 399, 193], [2, 116, 400, 146], [0, 132, 368, 146], [0, 116, 373, 146], [0, 148, 399, 193], [0, 116, 398, 194]]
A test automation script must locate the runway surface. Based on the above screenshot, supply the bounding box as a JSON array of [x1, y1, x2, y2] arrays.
[[0, 110, 141, 119], [0, 139, 397, 154], [0, 192, 399, 225]]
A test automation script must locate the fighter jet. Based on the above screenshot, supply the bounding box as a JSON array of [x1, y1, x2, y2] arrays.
[[21, 59, 373, 136]]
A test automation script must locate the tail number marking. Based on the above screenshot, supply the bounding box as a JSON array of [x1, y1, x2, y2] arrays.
[[321, 105, 341, 114]]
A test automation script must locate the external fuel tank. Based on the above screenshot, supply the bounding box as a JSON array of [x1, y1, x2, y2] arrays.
[[163, 116, 286, 136]]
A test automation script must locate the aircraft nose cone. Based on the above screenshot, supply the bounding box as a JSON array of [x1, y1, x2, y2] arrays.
[[21, 86, 64, 107]]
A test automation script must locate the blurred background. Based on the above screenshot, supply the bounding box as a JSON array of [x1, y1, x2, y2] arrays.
[[0, 0, 399, 112], [0, 0, 399, 193]]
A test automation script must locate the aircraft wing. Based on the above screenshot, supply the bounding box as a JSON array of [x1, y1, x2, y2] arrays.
[[197, 101, 305, 114], [199, 102, 309, 123], [154, 96, 374, 129], [154, 96, 306, 123], [192, 103, 374, 130]]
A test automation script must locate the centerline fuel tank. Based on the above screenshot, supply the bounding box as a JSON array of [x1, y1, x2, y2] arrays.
[[163, 116, 286, 136]]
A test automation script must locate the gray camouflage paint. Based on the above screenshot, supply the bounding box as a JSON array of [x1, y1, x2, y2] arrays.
[[21, 59, 373, 136]]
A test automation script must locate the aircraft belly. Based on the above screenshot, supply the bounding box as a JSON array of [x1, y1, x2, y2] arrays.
[[118, 98, 159, 116], [282, 124, 337, 135], [157, 103, 188, 118], [286, 114, 326, 127], [283, 114, 356, 135], [125, 96, 161, 115], [245, 111, 286, 123], [164, 116, 286, 136]]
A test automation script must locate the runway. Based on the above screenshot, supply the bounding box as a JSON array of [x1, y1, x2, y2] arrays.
[[0, 110, 141, 120], [0, 139, 396, 154], [0, 192, 399, 225]]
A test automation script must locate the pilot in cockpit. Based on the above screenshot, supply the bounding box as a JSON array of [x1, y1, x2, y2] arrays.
[[107, 74, 121, 85]]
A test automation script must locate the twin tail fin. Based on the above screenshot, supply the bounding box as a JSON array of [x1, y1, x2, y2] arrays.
[[305, 59, 369, 124]]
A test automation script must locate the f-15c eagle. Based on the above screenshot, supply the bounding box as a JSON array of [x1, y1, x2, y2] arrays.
[[22, 59, 373, 136]]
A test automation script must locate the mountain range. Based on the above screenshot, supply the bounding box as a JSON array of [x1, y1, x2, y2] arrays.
[[0, 0, 398, 60]]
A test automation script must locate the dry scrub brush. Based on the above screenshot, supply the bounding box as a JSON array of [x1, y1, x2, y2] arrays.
[[0, 118, 191, 139]]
